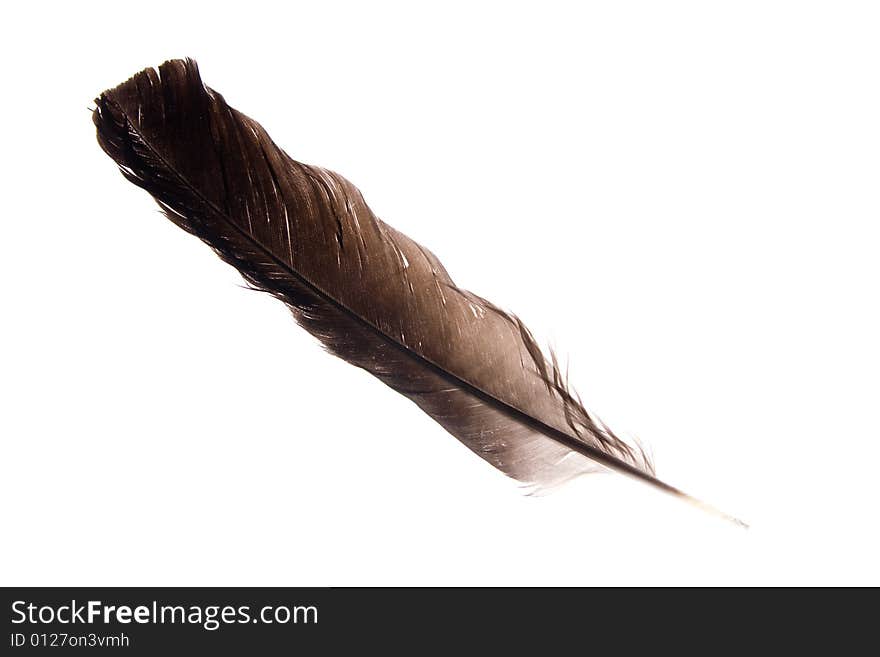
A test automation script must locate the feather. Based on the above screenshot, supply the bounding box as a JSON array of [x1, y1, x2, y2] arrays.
[[93, 58, 743, 523]]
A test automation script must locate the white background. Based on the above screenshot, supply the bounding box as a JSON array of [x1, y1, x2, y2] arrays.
[[1, 1, 878, 585]]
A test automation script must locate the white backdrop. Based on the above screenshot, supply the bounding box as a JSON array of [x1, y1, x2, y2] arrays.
[[1, 1, 878, 585]]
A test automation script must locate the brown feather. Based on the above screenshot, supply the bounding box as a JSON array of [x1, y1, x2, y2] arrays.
[[93, 58, 693, 499]]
